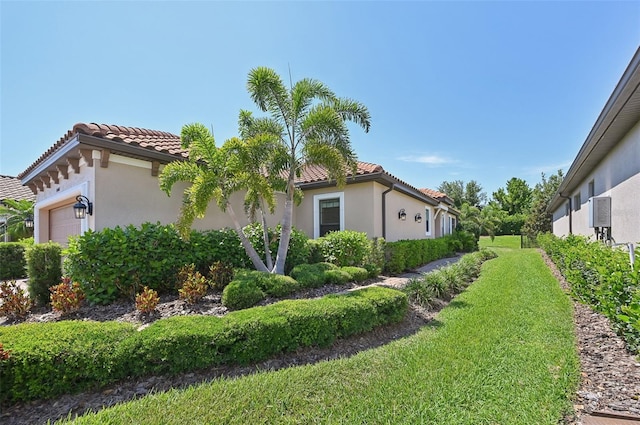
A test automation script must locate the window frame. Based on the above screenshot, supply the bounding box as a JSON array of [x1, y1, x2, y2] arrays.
[[313, 192, 344, 239]]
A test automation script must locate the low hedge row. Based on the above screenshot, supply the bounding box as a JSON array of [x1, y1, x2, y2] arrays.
[[538, 233, 640, 353], [383, 231, 478, 275], [0, 286, 407, 404]]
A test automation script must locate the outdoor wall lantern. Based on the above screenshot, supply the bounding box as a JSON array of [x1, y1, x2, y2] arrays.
[[415, 213, 422, 223], [24, 216, 34, 228], [398, 209, 407, 221], [73, 195, 93, 219]]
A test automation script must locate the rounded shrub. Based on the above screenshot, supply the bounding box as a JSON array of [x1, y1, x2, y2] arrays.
[[261, 275, 299, 298], [290, 264, 326, 289], [324, 269, 351, 285], [316, 230, 372, 267], [340, 266, 369, 283], [26, 242, 62, 307], [222, 280, 265, 310]]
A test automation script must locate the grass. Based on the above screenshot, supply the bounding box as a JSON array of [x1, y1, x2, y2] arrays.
[[65, 247, 579, 424], [480, 234, 522, 250]]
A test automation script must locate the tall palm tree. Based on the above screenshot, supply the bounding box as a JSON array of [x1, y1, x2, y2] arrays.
[[159, 123, 287, 272], [245, 67, 370, 274], [0, 199, 34, 241]]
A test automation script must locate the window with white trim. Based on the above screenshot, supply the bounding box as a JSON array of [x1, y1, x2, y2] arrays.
[[313, 192, 344, 238]]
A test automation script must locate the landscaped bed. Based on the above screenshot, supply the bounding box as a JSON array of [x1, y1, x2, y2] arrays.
[[5, 246, 580, 424]]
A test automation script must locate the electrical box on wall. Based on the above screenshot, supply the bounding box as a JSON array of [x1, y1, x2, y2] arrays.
[[589, 196, 611, 228]]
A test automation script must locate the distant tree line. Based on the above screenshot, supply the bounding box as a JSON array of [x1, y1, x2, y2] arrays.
[[437, 170, 564, 240]]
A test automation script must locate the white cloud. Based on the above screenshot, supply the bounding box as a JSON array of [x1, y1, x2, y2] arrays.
[[397, 154, 457, 166]]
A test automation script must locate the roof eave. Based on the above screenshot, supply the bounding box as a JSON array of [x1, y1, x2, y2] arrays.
[[549, 47, 640, 212]]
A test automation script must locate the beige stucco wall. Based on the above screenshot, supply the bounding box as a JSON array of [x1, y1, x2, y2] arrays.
[[33, 152, 284, 243], [295, 181, 434, 242], [552, 120, 640, 243]]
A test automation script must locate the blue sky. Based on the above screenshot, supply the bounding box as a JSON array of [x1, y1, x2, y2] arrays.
[[1, 1, 639, 198]]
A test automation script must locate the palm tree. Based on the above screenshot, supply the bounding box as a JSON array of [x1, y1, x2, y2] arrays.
[[245, 67, 370, 274], [159, 123, 285, 272], [0, 199, 34, 241]]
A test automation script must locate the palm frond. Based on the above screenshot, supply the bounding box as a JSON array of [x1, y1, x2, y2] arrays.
[[158, 161, 202, 195], [331, 97, 371, 133]]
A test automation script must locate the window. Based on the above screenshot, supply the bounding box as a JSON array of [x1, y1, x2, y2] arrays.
[[574, 193, 581, 211], [319, 198, 340, 236], [424, 208, 431, 236], [588, 180, 595, 198], [450, 216, 456, 232], [313, 192, 344, 238]]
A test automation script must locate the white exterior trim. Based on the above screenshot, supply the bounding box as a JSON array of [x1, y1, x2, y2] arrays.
[[34, 181, 91, 243], [313, 192, 344, 239]]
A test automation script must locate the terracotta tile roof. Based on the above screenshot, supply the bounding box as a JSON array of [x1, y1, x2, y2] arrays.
[[19, 123, 184, 179], [419, 188, 448, 200], [295, 161, 383, 184], [0, 175, 35, 202]]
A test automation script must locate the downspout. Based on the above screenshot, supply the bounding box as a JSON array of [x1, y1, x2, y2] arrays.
[[559, 194, 572, 234], [381, 184, 395, 239]]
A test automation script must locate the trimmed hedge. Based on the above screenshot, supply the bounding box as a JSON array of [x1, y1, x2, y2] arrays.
[[0, 286, 407, 404], [64, 223, 310, 305], [383, 232, 477, 275], [0, 321, 136, 403], [0, 243, 26, 280], [25, 242, 62, 306], [539, 233, 640, 353]]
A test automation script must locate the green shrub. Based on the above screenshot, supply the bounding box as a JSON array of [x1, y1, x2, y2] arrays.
[[222, 279, 265, 310], [324, 269, 351, 285], [539, 233, 640, 353], [496, 213, 526, 235], [0, 287, 407, 404], [363, 263, 381, 279], [316, 230, 371, 267], [243, 223, 311, 274], [123, 286, 407, 375], [404, 278, 435, 308], [366, 237, 386, 272], [0, 320, 136, 403], [233, 270, 299, 298], [340, 266, 369, 283], [290, 264, 327, 288], [384, 238, 454, 274], [261, 275, 299, 298], [25, 242, 62, 306], [0, 243, 26, 280]]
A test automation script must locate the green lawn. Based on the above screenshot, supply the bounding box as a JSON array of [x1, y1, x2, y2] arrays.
[[66, 248, 579, 424], [480, 235, 522, 250]]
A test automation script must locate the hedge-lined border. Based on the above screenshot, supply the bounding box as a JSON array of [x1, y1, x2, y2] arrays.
[[0, 286, 407, 404]]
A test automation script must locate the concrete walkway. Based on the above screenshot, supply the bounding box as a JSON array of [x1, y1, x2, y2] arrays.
[[377, 253, 464, 289]]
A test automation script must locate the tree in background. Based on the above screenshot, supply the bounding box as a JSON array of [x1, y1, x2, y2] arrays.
[[459, 202, 503, 241], [438, 179, 486, 208], [522, 170, 564, 237], [0, 199, 34, 241], [492, 177, 532, 215]]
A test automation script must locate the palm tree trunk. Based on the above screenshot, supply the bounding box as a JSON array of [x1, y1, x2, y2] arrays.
[[273, 179, 295, 275], [260, 209, 274, 271], [226, 203, 269, 272]]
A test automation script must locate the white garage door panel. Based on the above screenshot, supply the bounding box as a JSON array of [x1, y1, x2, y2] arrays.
[[49, 203, 81, 246]]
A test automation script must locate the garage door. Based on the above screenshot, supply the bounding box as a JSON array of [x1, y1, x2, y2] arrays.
[[49, 203, 81, 246]]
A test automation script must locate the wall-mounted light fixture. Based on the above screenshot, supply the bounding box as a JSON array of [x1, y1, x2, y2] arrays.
[[73, 195, 93, 219], [415, 213, 422, 223], [24, 216, 34, 228], [398, 209, 407, 221]]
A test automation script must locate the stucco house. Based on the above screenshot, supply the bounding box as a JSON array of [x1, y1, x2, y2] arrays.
[[18, 123, 457, 246], [0, 175, 36, 242], [548, 46, 640, 244]]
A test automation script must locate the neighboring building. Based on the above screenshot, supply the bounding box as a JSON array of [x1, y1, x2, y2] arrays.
[[0, 175, 36, 242], [548, 47, 640, 244], [18, 122, 457, 245]]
